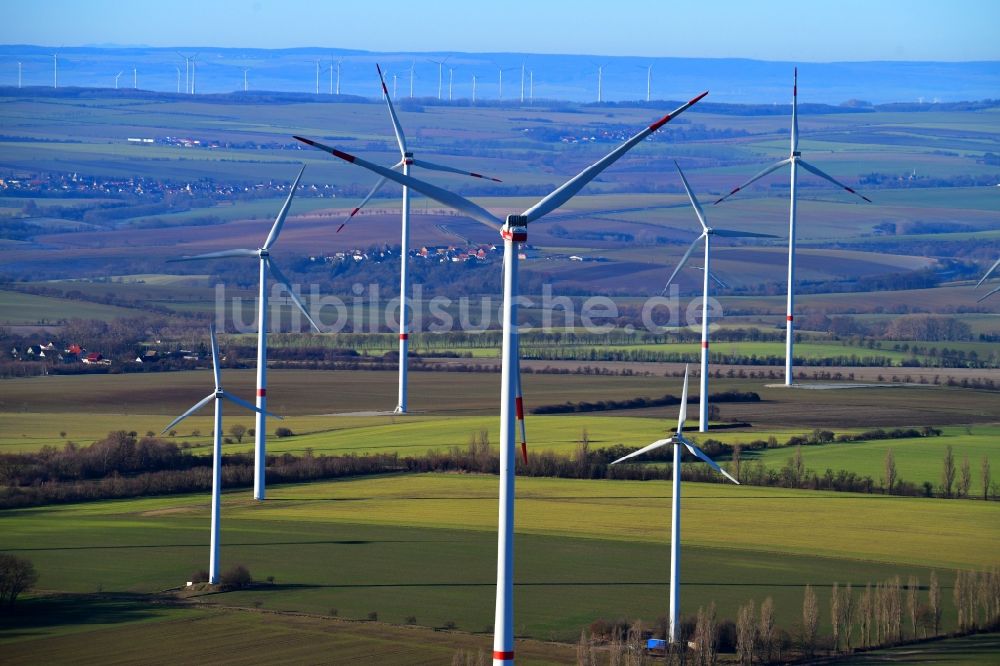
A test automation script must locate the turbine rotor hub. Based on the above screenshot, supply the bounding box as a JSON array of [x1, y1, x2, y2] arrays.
[[501, 215, 528, 242]]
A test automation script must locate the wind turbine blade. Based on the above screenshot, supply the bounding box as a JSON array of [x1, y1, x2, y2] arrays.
[[792, 67, 799, 153], [713, 158, 791, 205], [707, 270, 729, 289], [294, 136, 503, 230], [674, 161, 707, 231], [677, 365, 690, 434], [223, 392, 283, 419], [662, 236, 704, 294], [521, 92, 708, 223], [209, 323, 221, 390], [797, 160, 872, 203], [977, 284, 1000, 303], [515, 352, 527, 465], [680, 436, 740, 484], [168, 249, 258, 262], [266, 258, 321, 333], [610, 438, 673, 465], [160, 392, 215, 434], [262, 164, 306, 250], [976, 257, 1000, 288], [412, 158, 502, 182], [376, 64, 407, 157], [711, 228, 779, 238], [337, 175, 390, 233]]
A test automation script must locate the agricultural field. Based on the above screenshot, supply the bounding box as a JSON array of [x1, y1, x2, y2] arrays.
[[2, 474, 995, 644]]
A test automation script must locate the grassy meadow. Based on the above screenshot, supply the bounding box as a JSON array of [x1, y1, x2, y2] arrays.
[[2, 474, 995, 643]]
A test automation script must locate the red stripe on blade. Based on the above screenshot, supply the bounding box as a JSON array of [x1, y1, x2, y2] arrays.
[[648, 113, 672, 131], [521, 442, 528, 464], [515, 397, 524, 419], [688, 90, 709, 105]]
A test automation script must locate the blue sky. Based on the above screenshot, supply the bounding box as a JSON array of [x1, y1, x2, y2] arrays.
[[3, 0, 998, 62]]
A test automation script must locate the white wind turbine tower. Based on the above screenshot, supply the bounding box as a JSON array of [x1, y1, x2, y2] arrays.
[[611, 365, 739, 644], [430, 58, 448, 100], [664, 163, 775, 432], [409, 61, 415, 98], [597, 64, 604, 103], [975, 259, 1000, 301], [448, 66, 454, 101], [645, 64, 652, 102], [114, 71, 123, 89], [335, 57, 343, 95], [170, 166, 317, 501], [243, 68, 250, 92], [175, 66, 181, 94], [133, 65, 137, 89], [52, 52, 58, 89], [714, 68, 871, 386], [332, 65, 501, 414], [315, 59, 320, 94], [472, 73, 477, 104], [17, 61, 22, 89], [295, 88, 707, 664], [519, 62, 526, 104], [160, 324, 279, 583]]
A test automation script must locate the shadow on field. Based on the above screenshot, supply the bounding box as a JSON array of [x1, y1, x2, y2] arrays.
[[4, 539, 430, 553], [0, 594, 162, 639]]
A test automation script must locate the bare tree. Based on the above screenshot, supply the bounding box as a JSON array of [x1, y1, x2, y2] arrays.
[[694, 603, 718, 666], [859, 584, 873, 647], [929, 571, 941, 635], [942, 445, 956, 498], [792, 445, 805, 487], [982, 455, 991, 501], [958, 456, 972, 498], [802, 584, 819, 657], [626, 619, 647, 666], [732, 443, 742, 482], [907, 575, 919, 639], [758, 597, 775, 664], [0, 553, 38, 604], [843, 583, 855, 650], [577, 629, 593, 666], [884, 448, 897, 494], [831, 582, 841, 652], [736, 599, 756, 665], [889, 576, 902, 644], [954, 569, 967, 631], [228, 423, 247, 444]]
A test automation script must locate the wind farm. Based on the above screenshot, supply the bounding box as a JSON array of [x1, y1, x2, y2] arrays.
[[1, 3, 1000, 664]]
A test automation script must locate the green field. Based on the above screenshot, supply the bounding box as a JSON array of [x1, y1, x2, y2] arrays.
[[2, 474, 995, 644], [745, 427, 998, 497]]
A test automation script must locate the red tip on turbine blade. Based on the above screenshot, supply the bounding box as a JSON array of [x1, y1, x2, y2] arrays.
[[331, 148, 356, 163], [490, 177, 502, 182], [688, 90, 709, 106], [350, 207, 361, 217], [521, 442, 528, 465], [515, 396, 524, 420]]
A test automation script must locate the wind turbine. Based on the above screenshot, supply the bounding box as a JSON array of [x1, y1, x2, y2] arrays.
[[714, 68, 871, 386], [17, 61, 22, 89], [160, 324, 279, 584], [175, 66, 181, 94], [335, 57, 343, 95], [409, 60, 415, 98], [519, 62, 526, 104], [169, 166, 316, 501], [430, 57, 448, 100], [52, 52, 58, 89], [333, 65, 501, 414], [645, 64, 652, 102], [243, 68, 250, 92], [448, 67, 454, 101], [133, 65, 137, 89], [114, 71, 123, 89], [611, 366, 739, 644], [597, 64, 604, 103], [315, 59, 320, 95], [975, 259, 1000, 301], [294, 88, 707, 665], [663, 162, 776, 432], [472, 73, 477, 104], [177, 52, 192, 94]]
